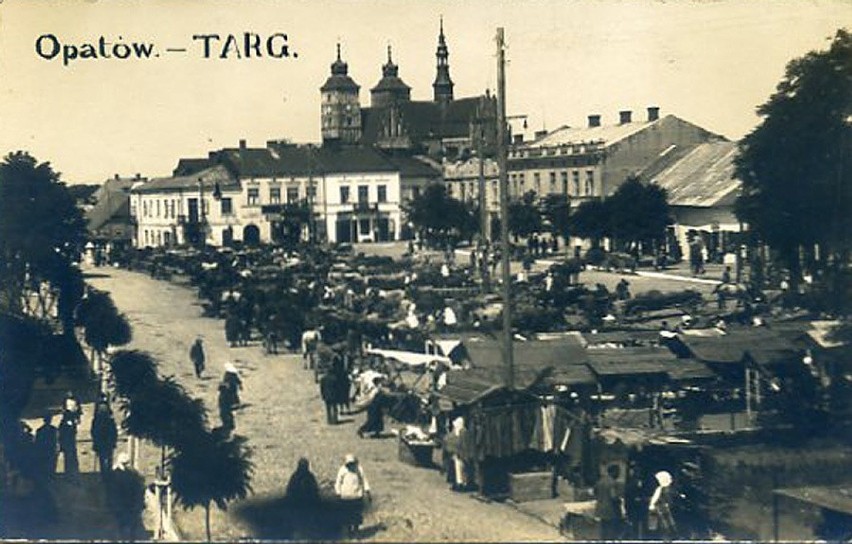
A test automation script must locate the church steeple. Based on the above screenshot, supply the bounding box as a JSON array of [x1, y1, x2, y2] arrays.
[[371, 43, 411, 108], [432, 17, 454, 104], [320, 43, 361, 145]]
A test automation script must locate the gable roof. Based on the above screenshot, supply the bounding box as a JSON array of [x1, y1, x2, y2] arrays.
[[132, 165, 237, 194], [173, 158, 213, 177], [648, 141, 741, 207], [86, 177, 138, 231], [525, 117, 660, 149], [384, 155, 442, 179]]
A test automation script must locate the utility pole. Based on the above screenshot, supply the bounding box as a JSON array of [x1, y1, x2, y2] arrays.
[[496, 27, 514, 390]]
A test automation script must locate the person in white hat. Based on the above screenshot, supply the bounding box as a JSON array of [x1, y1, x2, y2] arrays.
[[648, 470, 676, 538], [334, 453, 371, 536]]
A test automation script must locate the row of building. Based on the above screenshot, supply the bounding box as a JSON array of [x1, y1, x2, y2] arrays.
[[87, 20, 743, 254]]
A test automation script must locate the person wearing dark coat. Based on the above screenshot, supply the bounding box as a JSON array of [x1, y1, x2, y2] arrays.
[[218, 382, 236, 432], [320, 372, 340, 424], [285, 457, 320, 505], [58, 411, 79, 475], [190, 338, 205, 378], [34, 413, 58, 480], [91, 403, 119, 476]]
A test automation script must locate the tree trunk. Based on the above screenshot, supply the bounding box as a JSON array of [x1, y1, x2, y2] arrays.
[[205, 503, 211, 542]]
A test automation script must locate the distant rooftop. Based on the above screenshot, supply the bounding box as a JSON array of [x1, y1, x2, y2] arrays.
[[648, 141, 741, 207]]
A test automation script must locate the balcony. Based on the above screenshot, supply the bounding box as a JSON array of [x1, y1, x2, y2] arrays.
[[353, 202, 379, 213]]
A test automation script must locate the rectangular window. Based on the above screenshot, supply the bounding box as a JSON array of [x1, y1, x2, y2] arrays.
[[156, 200, 161, 217], [585, 170, 594, 195], [247, 187, 260, 206], [492, 180, 498, 201], [220, 197, 233, 215], [377, 185, 387, 203], [340, 186, 350, 204], [358, 185, 369, 203], [561, 171, 569, 194], [286, 187, 299, 204], [269, 187, 281, 204], [307, 186, 317, 200], [549, 172, 557, 193], [533, 172, 541, 194], [572, 171, 580, 196], [412, 186, 421, 199]]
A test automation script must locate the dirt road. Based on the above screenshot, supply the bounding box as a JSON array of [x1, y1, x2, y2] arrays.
[[87, 266, 563, 541]]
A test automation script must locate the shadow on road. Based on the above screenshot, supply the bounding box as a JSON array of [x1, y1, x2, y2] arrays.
[[233, 492, 351, 540]]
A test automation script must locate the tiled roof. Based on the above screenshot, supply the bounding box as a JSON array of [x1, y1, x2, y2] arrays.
[[648, 141, 741, 207], [678, 328, 800, 365], [132, 165, 237, 194]]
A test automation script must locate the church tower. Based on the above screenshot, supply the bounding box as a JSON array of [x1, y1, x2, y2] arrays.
[[320, 43, 362, 145], [370, 45, 412, 108], [432, 18, 454, 104]]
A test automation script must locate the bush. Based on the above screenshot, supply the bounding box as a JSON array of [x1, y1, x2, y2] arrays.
[[584, 247, 607, 266]]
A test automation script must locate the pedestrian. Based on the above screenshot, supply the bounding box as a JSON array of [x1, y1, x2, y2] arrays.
[[218, 382, 236, 432], [648, 470, 677, 540], [625, 460, 648, 539], [62, 390, 83, 426], [34, 413, 58, 480], [58, 408, 79, 475], [91, 402, 118, 476], [320, 371, 340, 424], [721, 265, 732, 284], [108, 452, 146, 540], [334, 453, 371, 537], [301, 328, 321, 370], [595, 463, 626, 539], [717, 289, 727, 310], [356, 378, 388, 438], [190, 337, 206, 378], [223, 363, 243, 407]]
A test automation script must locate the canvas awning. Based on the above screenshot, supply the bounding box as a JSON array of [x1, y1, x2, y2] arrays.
[[365, 348, 452, 368]]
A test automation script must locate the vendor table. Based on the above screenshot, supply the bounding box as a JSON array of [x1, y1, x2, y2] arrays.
[[398, 436, 437, 467]]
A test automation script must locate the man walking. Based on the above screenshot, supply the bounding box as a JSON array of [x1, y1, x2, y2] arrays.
[[91, 402, 119, 476], [34, 413, 58, 479], [190, 337, 206, 378], [595, 464, 626, 540]]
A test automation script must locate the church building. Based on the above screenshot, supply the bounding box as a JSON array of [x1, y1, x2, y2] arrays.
[[320, 19, 498, 161]]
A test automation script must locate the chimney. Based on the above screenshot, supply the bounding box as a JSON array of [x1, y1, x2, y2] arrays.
[[647, 106, 660, 122], [588, 114, 601, 128], [534, 129, 548, 140], [619, 110, 632, 125], [239, 139, 247, 151], [513, 134, 524, 144]]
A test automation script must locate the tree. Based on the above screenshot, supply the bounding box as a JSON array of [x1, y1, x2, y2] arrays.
[[171, 431, 253, 541], [570, 199, 610, 248], [541, 194, 572, 241], [607, 176, 671, 254], [404, 184, 478, 247], [735, 29, 852, 292], [508, 191, 543, 240], [0, 152, 86, 320], [77, 289, 132, 367]]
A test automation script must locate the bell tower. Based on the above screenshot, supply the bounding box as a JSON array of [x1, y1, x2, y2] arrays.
[[320, 43, 362, 145], [432, 17, 454, 104]]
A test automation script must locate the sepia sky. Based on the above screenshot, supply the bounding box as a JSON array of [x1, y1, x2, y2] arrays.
[[0, 0, 849, 183]]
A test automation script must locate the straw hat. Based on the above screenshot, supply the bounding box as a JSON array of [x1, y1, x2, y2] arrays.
[[344, 453, 358, 465]]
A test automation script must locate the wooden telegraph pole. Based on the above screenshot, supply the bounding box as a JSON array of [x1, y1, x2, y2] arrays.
[[496, 28, 514, 390]]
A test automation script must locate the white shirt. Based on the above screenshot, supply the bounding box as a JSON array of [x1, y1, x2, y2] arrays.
[[335, 465, 370, 499]]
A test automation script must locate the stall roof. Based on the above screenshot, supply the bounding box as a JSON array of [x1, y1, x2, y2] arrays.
[[440, 370, 506, 405], [582, 330, 661, 346], [775, 485, 852, 516], [660, 358, 718, 381], [678, 328, 800, 365], [365, 348, 451, 368]]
